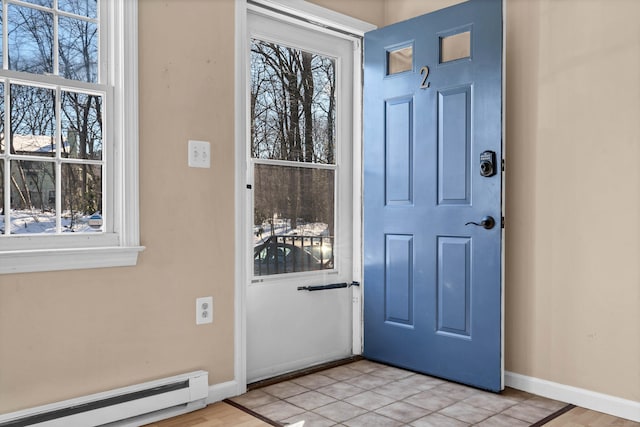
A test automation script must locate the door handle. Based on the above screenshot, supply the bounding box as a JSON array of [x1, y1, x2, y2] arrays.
[[297, 281, 360, 292], [465, 216, 495, 230]]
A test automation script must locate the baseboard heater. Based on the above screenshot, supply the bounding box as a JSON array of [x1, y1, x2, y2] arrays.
[[0, 371, 208, 427]]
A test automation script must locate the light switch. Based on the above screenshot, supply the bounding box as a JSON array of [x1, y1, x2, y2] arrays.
[[188, 140, 211, 168]]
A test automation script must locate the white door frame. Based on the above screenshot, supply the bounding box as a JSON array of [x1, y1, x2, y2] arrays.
[[233, 0, 376, 393]]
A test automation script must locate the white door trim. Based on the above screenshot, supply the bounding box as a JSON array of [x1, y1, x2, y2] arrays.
[[247, 0, 376, 37], [234, 0, 375, 393], [234, 0, 249, 396]]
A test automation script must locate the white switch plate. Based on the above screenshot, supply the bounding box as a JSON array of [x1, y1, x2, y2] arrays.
[[188, 140, 211, 168], [196, 296, 213, 325]]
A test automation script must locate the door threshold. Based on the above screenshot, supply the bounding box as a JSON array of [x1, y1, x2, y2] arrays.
[[223, 399, 282, 426], [247, 355, 363, 391]]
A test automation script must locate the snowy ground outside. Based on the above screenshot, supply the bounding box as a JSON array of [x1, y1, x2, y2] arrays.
[[3, 212, 325, 238], [254, 219, 330, 245], [1, 210, 100, 234]]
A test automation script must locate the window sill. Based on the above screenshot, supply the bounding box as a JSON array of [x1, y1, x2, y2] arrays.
[[0, 246, 145, 274]]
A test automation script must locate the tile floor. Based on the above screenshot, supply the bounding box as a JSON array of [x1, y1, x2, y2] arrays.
[[231, 360, 568, 426]]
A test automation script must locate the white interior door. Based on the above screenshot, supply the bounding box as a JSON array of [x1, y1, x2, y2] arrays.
[[245, 10, 356, 383]]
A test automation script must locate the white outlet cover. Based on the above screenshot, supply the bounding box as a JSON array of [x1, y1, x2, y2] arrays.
[[196, 296, 213, 325], [188, 140, 211, 168]]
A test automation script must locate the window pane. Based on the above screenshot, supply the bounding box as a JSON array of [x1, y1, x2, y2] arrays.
[[10, 160, 56, 234], [59, 16, 98, 82], [8, 4, 54, 75], [441, 31, 471, 63], [21, 0, 53, 8], [251, 39, 336, 164], [62, 163, 102, 232], [61, 91, 103, 159], [388, 46, 413, 75], [10, 84, 56, 157], [254, 164, 334, 276], [59, 0, 98, 19]]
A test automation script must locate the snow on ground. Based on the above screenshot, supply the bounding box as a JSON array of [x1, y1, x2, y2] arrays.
[[254, 220, 329, 245], [3, 211, 323, 238], [1, 210, 99, 234]]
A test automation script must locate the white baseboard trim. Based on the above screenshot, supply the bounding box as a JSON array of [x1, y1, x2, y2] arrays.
[[505, 371, 640, 422], [206, 380, 243, 405]]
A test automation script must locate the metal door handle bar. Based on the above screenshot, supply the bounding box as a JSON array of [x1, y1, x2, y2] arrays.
[[298, 281, 360, 291]]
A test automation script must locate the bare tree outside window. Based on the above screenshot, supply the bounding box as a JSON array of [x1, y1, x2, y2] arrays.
[[0, 0, 102, 235], [251, 39, 337, 276]]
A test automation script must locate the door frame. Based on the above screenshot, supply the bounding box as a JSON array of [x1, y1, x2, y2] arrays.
[[233, 0, 375, 393]]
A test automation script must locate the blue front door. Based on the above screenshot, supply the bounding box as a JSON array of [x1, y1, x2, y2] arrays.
[[363, 0, 503, 391]]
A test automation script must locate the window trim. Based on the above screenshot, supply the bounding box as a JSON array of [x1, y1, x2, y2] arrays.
[[0, 0, 143, 274]]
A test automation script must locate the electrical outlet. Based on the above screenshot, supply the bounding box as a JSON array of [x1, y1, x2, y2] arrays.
[[196, 296, 213, 325], [188, 140, 211, 168]]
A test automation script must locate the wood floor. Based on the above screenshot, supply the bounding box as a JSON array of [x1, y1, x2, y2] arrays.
[[144, 402, 271, 427], [543, 407, 639, 427], [146, 402, 638, 427]]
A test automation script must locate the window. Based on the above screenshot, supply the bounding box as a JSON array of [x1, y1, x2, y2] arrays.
[[0, 0, 141, 274], [440, 30, 471, 63], [250, 39, 338, 277], [387, 45, 413, 75]]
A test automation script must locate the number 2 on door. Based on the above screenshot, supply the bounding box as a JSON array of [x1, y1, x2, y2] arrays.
[[420, 66, 430, 89]]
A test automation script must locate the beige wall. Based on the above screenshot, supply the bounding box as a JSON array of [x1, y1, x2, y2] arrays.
[[383, 0, 465, 25], [309, 0, 385, 27], [504, 0, 640, 401], [0, 0, 639, 415], [0, 0, 236, 413]]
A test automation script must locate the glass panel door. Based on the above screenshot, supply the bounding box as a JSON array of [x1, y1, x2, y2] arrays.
[[250, 39, 338, 278], [246, 10, 355, 382]]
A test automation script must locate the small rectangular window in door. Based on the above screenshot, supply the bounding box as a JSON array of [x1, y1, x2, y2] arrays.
[[440, 31, 471, 63], [387, 46, 413, 75]]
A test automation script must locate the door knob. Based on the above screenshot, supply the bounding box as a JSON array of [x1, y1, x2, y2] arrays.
[[465, 216, 495, 230]]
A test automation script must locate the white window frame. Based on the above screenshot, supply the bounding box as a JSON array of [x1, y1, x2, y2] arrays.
[[0, 0, 143, 274]]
